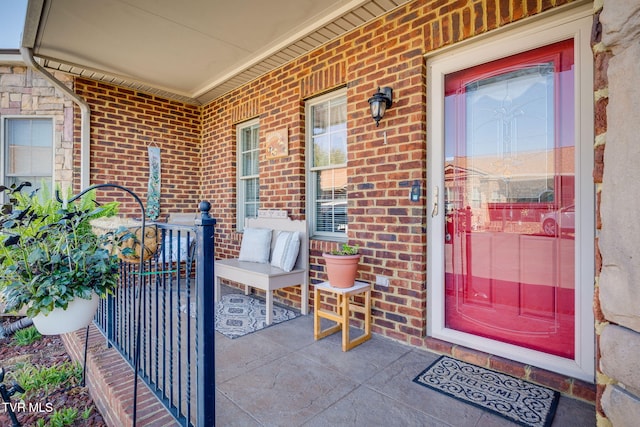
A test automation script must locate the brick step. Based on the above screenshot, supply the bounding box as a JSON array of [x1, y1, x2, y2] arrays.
[[61, 324, 179, 427]]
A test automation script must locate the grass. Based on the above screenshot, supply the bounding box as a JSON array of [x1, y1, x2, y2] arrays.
[[13, 325, 42, 346], [34, 407, 93, 427], [0, 327, 102, 427], [10, 361, 83, 395], [4, 348, 94, 426]]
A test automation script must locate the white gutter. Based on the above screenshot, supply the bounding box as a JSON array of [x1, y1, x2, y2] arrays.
[[20, 47, 91, 189]]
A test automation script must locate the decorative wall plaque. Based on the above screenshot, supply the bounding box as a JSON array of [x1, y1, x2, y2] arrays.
[[266, 128, 288, 159]]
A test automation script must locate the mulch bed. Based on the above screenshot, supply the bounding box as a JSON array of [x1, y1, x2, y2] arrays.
[[0, 317, 106, 426]]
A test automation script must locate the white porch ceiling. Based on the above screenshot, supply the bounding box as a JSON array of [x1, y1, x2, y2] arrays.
[[23, 0, 409, 105]]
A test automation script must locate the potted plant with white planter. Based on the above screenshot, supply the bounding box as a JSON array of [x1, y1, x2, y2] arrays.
[[0, 183, 120, 335], [322, 243, 361, 288]]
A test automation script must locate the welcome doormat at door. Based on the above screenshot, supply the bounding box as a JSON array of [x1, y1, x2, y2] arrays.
[[412, 356, 559, 427]]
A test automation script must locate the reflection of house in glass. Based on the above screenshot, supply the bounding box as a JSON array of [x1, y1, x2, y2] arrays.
[[317, 167, 348, 232], [445, 146, 574, 234]]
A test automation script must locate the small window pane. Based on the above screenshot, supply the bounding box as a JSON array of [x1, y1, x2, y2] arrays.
[[250, 127, 259, 150], [32, 120, 53, 146], [313, 104, 328, 135], [245, 202, 258, 218], [330, 101, 347, 130], [245, 178, 259, 202], [8, 120, 30, 145], [244, 178, 259, 218], [242, 151, 259, 177], [312, 135, 330, 168], [330, 133, 347, 165]]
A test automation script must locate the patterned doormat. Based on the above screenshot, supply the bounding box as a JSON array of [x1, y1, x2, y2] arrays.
[[413, 356, 559, 427], [214, 293, 300, 339]]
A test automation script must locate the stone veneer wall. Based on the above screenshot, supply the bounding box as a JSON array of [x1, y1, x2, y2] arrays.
[[596, 0, 640, 425], [0, 65, 75, 189]]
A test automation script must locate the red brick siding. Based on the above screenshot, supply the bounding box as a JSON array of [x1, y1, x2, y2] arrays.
[[73, 79, 202, 216], [61, 325, 179, 426], [72, 0, 596, 403], [201, 0, 578, 345]]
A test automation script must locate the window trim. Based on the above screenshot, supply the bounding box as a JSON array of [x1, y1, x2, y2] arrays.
[[236, 118, 260, 232], [305, 88, 348, 241], [1, 116, 55, 193]]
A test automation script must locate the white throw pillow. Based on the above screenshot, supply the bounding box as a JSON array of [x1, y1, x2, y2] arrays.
[[238, 228, 272, 263], [270, 231, 300, 272]]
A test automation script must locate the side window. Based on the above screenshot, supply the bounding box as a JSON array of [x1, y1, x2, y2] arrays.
[[3, 117, 53, 194], [236, 118, 259, 231], [306, 89, 347, 239]]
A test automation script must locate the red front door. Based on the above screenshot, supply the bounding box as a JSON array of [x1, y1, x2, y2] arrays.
[[443, 40, 576, 359]]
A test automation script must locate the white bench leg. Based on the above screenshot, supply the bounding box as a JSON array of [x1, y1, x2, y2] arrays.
[[245, 284, 251, 296], [265, 291, 273, 325], [301, 282, 309, 315], [215, 276, 221, 302]]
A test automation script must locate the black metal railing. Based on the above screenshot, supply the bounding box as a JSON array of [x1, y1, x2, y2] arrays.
[[94, 202, 216, 426]]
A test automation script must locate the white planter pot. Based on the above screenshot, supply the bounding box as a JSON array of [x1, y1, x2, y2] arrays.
[[32, 293, 100, 335]]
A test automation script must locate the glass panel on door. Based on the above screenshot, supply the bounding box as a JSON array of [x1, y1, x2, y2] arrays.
[[443, 40, 575, 359]]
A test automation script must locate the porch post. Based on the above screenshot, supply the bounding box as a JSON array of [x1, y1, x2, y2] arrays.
[[196, 201, 216, 426]]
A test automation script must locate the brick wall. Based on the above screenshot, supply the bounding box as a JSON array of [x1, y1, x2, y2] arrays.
[[0, 65, 75, 189], [61, 325, 178, 426], [70, 0, 597, 403], [73, 79, 202, 216], [201, 0, 577, 343]]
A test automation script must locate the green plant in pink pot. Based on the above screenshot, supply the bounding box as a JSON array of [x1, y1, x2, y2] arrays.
[[322, 243, 360, 288]]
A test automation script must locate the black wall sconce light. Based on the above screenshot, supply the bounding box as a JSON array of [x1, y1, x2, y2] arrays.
[[368, 87, 393, 127]]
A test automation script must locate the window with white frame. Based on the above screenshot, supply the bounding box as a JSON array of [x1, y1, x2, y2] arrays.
[[307, 89, 348, 238], [2, 117, 53, 194], [237, 118, 260, 230]]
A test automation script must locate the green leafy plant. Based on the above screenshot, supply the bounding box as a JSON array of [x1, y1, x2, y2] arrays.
[[0, 182, 120, 317], [81, 407, 93, 420], [11, 361, 83, 394], [47, 407, 79, 427], [330, 243, 360, 256], [12, 325, 42, 346], [34, 407, 80, 427]]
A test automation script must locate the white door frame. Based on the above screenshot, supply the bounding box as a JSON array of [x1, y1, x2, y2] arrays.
[[426, 4, 595, 382]]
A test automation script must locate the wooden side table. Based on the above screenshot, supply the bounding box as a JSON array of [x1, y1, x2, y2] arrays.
[[313, 280, 371, 351]]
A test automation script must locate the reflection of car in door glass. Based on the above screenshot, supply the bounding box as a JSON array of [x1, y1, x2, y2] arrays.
[[541, 205, 575, 235]]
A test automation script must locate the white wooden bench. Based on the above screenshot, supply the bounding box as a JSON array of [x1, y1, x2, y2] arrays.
[[214, 210, 308, 325]]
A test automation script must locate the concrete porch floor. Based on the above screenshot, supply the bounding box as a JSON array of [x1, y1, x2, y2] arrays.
[[65, 284, 596, 426], [214, 292, 596, 426]]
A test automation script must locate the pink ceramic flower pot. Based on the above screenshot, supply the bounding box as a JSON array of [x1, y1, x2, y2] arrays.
[[322, 253, 361, 288]]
